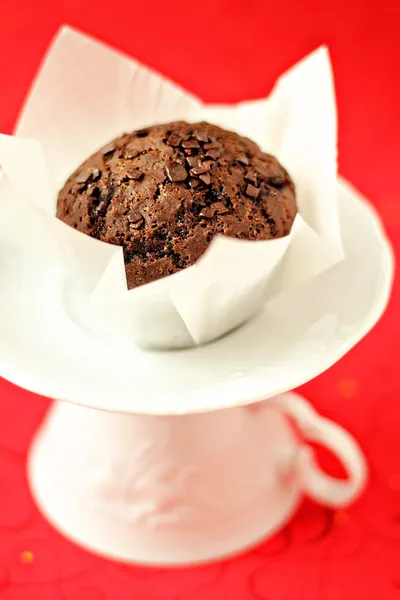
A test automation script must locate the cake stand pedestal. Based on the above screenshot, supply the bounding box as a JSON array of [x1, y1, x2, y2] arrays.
[[28, 392, 366, 565]]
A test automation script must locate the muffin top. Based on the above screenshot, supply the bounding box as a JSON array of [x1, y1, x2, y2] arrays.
[[57, 121, 297, 289]]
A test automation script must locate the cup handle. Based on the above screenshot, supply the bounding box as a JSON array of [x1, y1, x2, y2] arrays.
[[270, 392, 367, 507]]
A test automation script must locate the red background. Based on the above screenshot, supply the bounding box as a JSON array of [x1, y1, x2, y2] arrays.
[[1, 1, 400, 598]]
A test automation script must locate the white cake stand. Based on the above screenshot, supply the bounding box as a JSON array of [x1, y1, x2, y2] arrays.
[[0, 180, 394, 565]]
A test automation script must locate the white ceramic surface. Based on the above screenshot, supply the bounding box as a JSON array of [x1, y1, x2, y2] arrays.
[[28, 392, 366, 565], [0, 179, 394, 414]]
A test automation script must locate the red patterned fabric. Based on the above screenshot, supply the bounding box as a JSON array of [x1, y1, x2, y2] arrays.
[[1, 1, 400, 598]]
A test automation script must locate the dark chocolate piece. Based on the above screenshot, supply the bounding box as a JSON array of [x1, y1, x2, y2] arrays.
[[245, 184, 260, 199], [166, 162, 188, 182]]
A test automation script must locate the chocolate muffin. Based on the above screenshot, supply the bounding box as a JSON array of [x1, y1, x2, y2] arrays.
[[57, 121, 297, 289]]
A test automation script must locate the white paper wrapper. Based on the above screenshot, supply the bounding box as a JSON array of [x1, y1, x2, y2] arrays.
[[3, 26, 342, 349]]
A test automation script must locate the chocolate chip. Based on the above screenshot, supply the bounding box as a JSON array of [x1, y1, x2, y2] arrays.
[[204, 149, 221, 160], [199, 206, 216, 218], [126, 167, 144, 180], [130, 218, 144, 230], [96, 199, 108, 215], [102, 143, 116, 156], [245, 184, 259, 198], [130, 211, 143, 223], [167, 133, 182, 147], [199, 173, 211, 185], [213, 202, 229, 214], [136, 128, 149, 137], [187, 156, 201, 168], [237, 154, 249, 166], [245, 171, 257, 185], [181, 139, 200, 149], [123, 145, 140, 159], [166, 162, 188, 182], [268, 176, 285, 187], [189, 178, 199, 188], [190, 163, 211, 176], [193, 129, 208, 142], [203, 142, 220, 150], [76, 167, 101, 185]]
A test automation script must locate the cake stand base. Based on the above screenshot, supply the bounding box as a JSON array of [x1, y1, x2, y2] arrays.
[[29, 436, 298, 565], [27, 394, 366, 566]]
